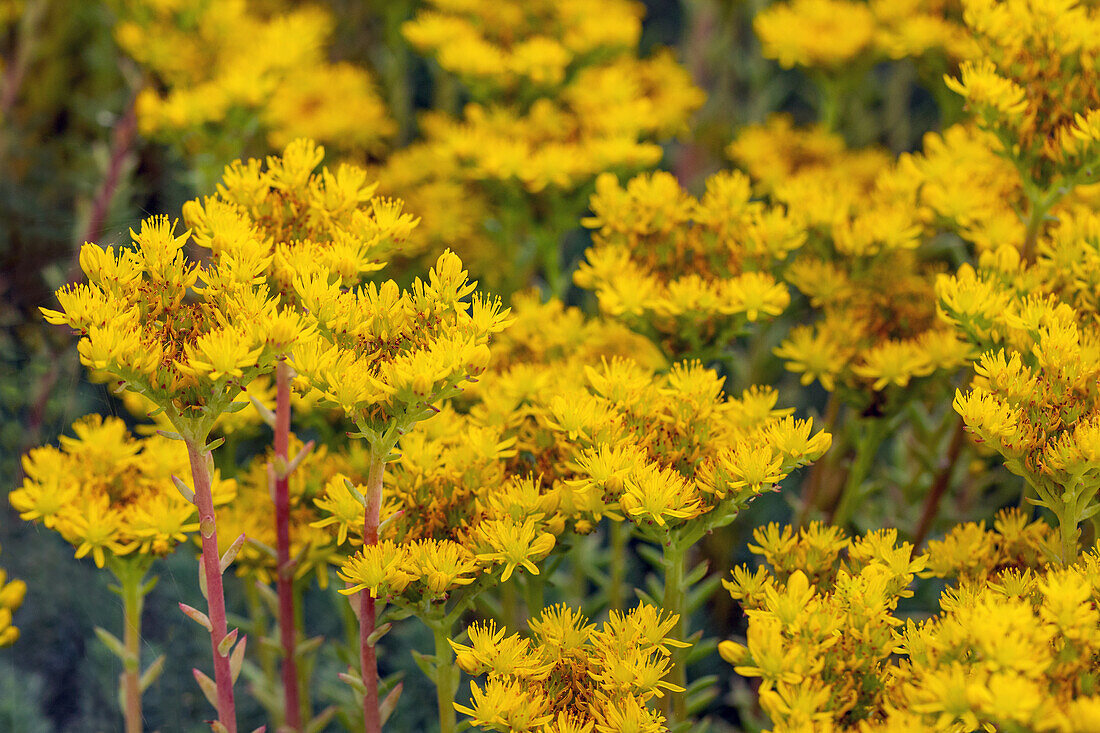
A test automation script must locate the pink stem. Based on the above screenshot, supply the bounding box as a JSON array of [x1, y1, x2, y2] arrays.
[[360, 457, 384, 733], [68, 100, 137, 282], [186, 440, 238, 733], [275, 361, 302, 731]]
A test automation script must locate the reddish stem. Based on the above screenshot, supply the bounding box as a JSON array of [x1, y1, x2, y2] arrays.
[[69, 100, 138, 281], [186, 440, 238, 733], [360, 458, 384, 733], [274, 361, 302, 731], [913, 418, 966, 550]]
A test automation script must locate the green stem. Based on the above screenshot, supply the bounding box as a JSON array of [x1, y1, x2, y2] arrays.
[[662, 542, 688, 724], [429, 617, 459, 733], [570, 537, 587, 608], [884, 61, 915, 153], [608, 521, 628, 613], [500, 579, 519, 630], [536, 228, 565, 299], [797, 393, 840, 527], [1060, 514, 1079, 565], [818, 76, 843, 132], [117, 559, 149, 733], [295, 578, 313, 730], [382, 1, 415, 144], [830, 419, 887, 528], [1022, 190, 1056, 262], [243, 581, 277, 696], [523, 574, 544, 620]]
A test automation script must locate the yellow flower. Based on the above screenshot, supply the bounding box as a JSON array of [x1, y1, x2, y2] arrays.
[[0, 545, 25, 648], [619, 462, 702, 528], [473, 517, 557, 582], [311, 475, 367, 545], [338, 540, 415, 599], [852, 339, 934, 391], [755, 0, 876, 69], [408, 540, 479, 598], [945, 60, 1029, 119], [774, 326, 850, 391]]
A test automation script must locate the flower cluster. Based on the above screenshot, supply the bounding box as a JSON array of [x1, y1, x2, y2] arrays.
[[117, 0, 393, 158], [403, 0, 643, 95], [944, 0, 1100, 194], [11, 415, 236, 567], [544, 358, 830, 539], [722, 524, 925, 729], [721, 515, 1100, 732], [291, 249, 511, 444], [381, 0, 704, 293], [755, 0, 967, 71], [332, 410, 562, 603], [939, 248, 1100, 561], [727, 117, 974, 399], [40, 213, 285, 438], [0, 545, 24, 648], [186, 137, 418, 301], [575, 170, 803, 360], [451, 603, 686, 732]]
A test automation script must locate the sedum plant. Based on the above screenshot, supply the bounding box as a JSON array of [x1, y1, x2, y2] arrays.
[[721, 513, 1100, 732], [12, 416, 235, 733], [542, 358, 830, 724], [290, 246, 511, 731], [575, 169, 804, 366], [944, 0, 1100, 257], [451, 603, 686, 732], [114, 0, 394, 184], [185, 137, 417, 733], [383, 0, 704, 296], [39, 208, 294, 732], [939, 250, 1100, 564]]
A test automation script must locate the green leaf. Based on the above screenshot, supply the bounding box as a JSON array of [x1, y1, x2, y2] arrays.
[[410, 648, 435, 678], [379, 682, 403, 726], [140, 575, 159, 595], [94, 627, 128, 661], [230, 636, 247, 683], [219, 534, 246, 574], [685, 636, 718, 665], [217, 628, 239, 657], [635, 543, 663, 569], [687, 575, 723, 614], [338, 671, 366, 696], [179, 603, 213, 632], [139, 655, 166, 693], [172, 475, 195, 503], [684, 559, 710, 588], [295, 635, 325, 659], [192, 668, 218, 709], [366, 622, 391, 648], [304, 706, 337, 733]]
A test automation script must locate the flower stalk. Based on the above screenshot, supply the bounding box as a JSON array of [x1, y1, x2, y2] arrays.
[[662, 541, 688, 724], [428, 616, 459, 733], [107, 557, 155, 733], [274, 360, 302, 731], [185, 438, 238, 733], [359, 454, 386, 733]]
